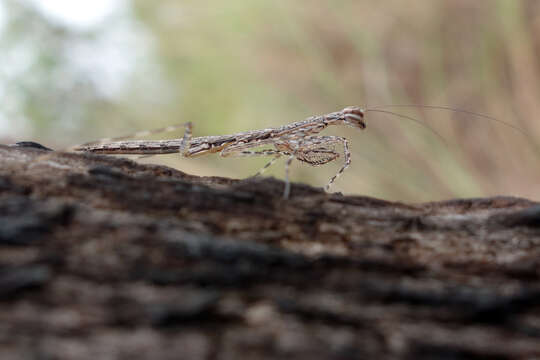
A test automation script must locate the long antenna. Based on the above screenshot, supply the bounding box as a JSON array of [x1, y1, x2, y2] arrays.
[[368, 104, 528, 138], [365, 108, 448, 146]]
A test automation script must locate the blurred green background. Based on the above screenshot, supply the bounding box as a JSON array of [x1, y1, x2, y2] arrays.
[[1, 0, 539, 201]]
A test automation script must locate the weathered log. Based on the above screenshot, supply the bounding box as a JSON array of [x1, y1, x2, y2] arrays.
[[1, 143, 540, 359]]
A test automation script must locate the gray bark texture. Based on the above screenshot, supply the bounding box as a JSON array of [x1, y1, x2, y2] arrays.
[[1, 143, 540, 360]]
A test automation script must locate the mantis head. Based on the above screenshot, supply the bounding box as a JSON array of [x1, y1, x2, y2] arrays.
[[341, 106, 366, 129]]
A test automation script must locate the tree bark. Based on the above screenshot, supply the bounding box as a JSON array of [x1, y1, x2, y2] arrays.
[[1, 143, 540, 359]]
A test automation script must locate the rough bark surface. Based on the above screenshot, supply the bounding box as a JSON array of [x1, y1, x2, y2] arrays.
[[1, 143, 540, 360]]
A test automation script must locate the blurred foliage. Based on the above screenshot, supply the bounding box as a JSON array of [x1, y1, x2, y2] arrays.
[[1, 0, 540, 201]]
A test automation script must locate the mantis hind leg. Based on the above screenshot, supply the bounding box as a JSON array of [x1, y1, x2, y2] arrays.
[[254, 154, 282, 176], [219, 143, 286, 175]]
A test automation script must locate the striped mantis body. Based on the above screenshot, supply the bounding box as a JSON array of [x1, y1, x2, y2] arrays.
[[74, 106, 524, 198]]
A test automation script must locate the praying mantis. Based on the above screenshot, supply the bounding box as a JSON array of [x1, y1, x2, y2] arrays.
[[74, 105, 525, 198]]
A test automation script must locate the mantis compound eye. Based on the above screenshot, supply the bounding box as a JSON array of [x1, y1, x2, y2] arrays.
[[342, 106, 366, 129]]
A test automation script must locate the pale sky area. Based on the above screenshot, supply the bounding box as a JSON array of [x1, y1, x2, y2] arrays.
[[0, 0, 139, 139], [30, 0, 121, 29]]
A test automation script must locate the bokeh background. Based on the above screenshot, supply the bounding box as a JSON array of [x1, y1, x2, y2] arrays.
[[1, 0, 539, 202]]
